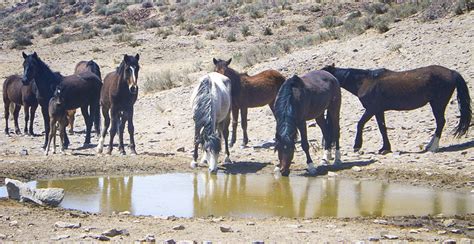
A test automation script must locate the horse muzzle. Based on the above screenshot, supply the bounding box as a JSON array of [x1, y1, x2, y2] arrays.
[[129, 85, 138, 94]]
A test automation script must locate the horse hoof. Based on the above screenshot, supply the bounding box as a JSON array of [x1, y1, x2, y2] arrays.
[[320, 159, 329, 166], [208, 168, 218, 174], [378, 149, 391, 155], [333, 159, 343, 165], [307, 167, 317, 175], [190, 161, 198, 168], [353, 147, 361, 153], [224, 157, 232, 164], [274, 166, 281, 173]]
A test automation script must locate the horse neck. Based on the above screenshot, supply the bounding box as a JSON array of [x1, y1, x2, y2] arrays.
[[334, 68, 364, 96], [35, 61, 60, 98]]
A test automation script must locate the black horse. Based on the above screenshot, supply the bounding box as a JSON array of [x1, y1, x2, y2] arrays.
[[322, 64, 471, 154], [21, 52, 102, 149]]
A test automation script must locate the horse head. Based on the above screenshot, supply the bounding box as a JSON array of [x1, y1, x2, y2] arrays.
[[212, 58, 232, 75], [121, 54, 140, 94], [22, 51, 39, 85]]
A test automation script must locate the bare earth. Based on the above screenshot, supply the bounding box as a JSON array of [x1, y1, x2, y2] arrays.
[[0, 9, 473, 242]]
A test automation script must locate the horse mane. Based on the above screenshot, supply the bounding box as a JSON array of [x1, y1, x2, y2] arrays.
[[116, 60, 127, 79], [87, 60, 102, 80], [275, 75, 302, 147], [192, 76, 221, 154], [35, 56, 62, 86]]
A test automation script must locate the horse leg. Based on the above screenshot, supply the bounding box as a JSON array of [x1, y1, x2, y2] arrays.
[[316, 116, 331, 165], [4, 100, 10, 135], [13, 104, 21, 134], [81, 106, 92, 146], [29, 104, 37, 136], [230, 106, 238, 147], [241, 106, 249, 147], [45, 119, 56, 156], [426, 101, 448, 152], [354, 110, 374, 152], [92, 102, 100, 136], [67, 110, 75, 135], [41, 105, 50, 149], [107, 109, 119, 155], [59, 118, 66, 154], [190, 128, 200, 168], [23, 105, 29, 134], [375, 112, 391, 154], [328, 110, 342, 164], [118, 113, 127, 155], [97, 106, 110, 154], [222, 114, 232, 163], [298, 122, 316, 174], [127, 108, 137, 155]]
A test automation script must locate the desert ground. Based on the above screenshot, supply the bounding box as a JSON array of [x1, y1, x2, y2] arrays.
[[0, 1, 473, 242]]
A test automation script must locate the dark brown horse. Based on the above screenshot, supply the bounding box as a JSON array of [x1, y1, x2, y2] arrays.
[[66, 60, 102, 135], [3, 75, 38, 135], [322, 64, 472, 153], [21, 52, 102, 149], [213, 58, 285, 147], [45, 89, 68, 156], [274, 70, 342, 176], [97, 54, 140, 155]]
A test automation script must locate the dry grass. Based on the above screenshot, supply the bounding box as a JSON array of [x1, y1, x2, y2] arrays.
[[142, 68, 195, 93]]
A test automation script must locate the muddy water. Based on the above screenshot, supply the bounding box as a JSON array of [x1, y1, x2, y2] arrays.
[[1, 173, 472, 218]]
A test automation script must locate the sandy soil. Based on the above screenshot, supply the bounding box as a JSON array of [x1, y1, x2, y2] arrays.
[[0, 7, 472, 242]]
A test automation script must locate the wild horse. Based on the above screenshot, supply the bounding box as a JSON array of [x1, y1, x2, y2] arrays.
[[97, 54, 140, 155], [213, 58, 285, 147], [190, 72, 232, 173], [3, 74, 38, 135], [322, 64, 471, 153], [274, 70, 342, 176], [66, 60, 102, 135], [21, 52, 102, 149]]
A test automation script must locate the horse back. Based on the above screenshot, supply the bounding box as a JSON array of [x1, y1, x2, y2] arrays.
[[74, 61, 88, 74], [239, 69, 286, 108], [59, 72, 102, 110], [3, 75, 26, 105]]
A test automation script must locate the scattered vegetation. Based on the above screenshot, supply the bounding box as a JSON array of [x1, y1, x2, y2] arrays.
[[144, 19, 160, 29], [143, 69, 193, 93], [115, 33, 133, 43], [263, 27, 273, 36], [226, 31, 237, 42], [241, 25, 251, 37], [321, 16, 343, 29], [11, 31, 33, 49], [297, 25, 309, 32]]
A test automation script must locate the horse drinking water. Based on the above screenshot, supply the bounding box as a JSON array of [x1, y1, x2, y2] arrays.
[[190, 72, 232, 173], [274, 70, 342, 176], [213, 58, 285, 147], [97, 54, 140, 155], [21, 52, 102, 149], [322, 64, 471, 153], [3, 75, 38, 135]]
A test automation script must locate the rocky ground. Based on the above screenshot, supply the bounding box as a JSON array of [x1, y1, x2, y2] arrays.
[[0, 2, 473, 242]]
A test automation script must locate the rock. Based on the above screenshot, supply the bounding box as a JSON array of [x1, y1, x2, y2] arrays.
[[246, 222, 256, 226], [143, 234, 155, 242], [352, 166, 362, 172], [173, 224, 185, 230], [296, 229, 316, 233], [418, 228, 430, 232], [177, 241, 196, 244], [438, 230, 447, 235], [383, 234, 398, 240], [5, 178, 64, 207], [342, 10, 362, 21], [211, 217, 223, 222], [220, 226, 232, 233], [9, 220, 19, 227], [0, 233, 6, 239], [443, 240, 456, 244], [19, 149, 28, 156], [102, 228, 129, 237], [451, 229, 461, 233], [164, 239, 175, 244], [252, 241, 264, 244], [51, 235, 70, 240], [409, 229, 419, 233], [443, 219, 455, 227], [373, 219, 388, 225], [89, 234, 110, 241], [286, 224, 302, 228], [84, 226, 97, 232], [54, 221, 81, 229], [176, 147, 185, 152], [202, 241, 212, 244], [118, 211, 131, 216], [327, 172, 337, 177], [368, 237, 379, 241]]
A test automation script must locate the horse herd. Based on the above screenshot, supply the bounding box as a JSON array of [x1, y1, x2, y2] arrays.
[[3, 52, 472, 176]]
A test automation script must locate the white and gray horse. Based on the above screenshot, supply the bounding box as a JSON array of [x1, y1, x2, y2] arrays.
[[190, 72, 232, 173]]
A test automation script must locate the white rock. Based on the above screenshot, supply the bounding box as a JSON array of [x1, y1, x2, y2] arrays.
[[173, 224, 185, 230], [54, 221, 81, 229], [51, 235, 70, 240], [383, 234, 398, 240], [0, 233, 6, 239], [220, 226, 232, 233], [5, 178, 64, 207]]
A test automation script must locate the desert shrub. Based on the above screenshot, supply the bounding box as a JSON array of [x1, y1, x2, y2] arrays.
[[143, 70, 191, 93], [144, 19, 160, 29], [226, 31, 237, 42], [309, 5, 321, 12], [364, 3, 389, 14], [156, 28, 172, 39], [297, 25, 309, 32], [67, 0, 76, 5], [205, 32, 218, 40], [263, 27, 273, 36], [51, 25, 63, 34], [52, 34, 72, 44], [374, 16, 390, 33], [175, 15, 185, 24], [82, 5, 92, 14], [453, 0, 467, 15], [241, 25, 251, 37], [97, 22, 111, 29], [109, 16, 127, 25], [248, 6, 264, 19], [205, 24, 216, 31], [342, 18, 369, 35], [142, 1, 154, 8], [11, 32, 33, 49], [96, 3, 126, 16], [40, 1, 62, 18], [321, 16, 342, 29], [184, 24, 198, 35], [17, 12, 33, 23], [115, 33, 133, 42]]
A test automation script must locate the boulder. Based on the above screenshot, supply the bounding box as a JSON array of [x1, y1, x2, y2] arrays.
[[5, 178, 64, 207]]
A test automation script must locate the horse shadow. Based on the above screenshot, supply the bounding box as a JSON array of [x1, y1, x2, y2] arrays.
[[438, 139, 474, 153], [298, 159, 376, 177], [221, 161, 271, 174]]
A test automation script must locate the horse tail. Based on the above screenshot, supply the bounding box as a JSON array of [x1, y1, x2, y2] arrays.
[[453, 72, 472, 137], [193, 76, 221, 154], [275, 76, 299, 144]]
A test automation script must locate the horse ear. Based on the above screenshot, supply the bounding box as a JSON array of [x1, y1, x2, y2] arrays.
[[213, 58, 218, 65], [135, 53, 140, 61], [123, 54, 129, 64], [32, 52, 38, 59], [226, 58, 232, 66], [331, 63, 335, 67], [22, 52, 28, 59]]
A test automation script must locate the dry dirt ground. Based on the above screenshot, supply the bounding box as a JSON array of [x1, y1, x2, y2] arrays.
[[0, 6, 473, 243]]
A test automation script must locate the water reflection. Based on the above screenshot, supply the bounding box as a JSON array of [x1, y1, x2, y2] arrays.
[[23, 173, 473, 218]]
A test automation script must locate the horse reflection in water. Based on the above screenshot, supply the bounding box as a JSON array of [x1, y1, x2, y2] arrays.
[[191, 173, 472, 218], [100, 177, 133, 214]]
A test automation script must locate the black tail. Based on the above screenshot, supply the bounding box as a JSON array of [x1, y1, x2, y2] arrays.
[[275, 76, 299, 145], [453, 72, 471, 137], [193, 77, 220, 154]]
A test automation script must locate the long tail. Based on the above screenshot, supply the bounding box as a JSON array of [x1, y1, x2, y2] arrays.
[[275, 76, 298, 144], [193, 77, 221, 154], [453, 72, 472, 137]]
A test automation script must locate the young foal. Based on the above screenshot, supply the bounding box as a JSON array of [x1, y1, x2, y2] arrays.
[[67, 60, 102, 135], [21, 52, 102, 149], [274, 71, 342, 176], [190, 72, 232, 173], [213, 58, 285, 147], [322, 64, 471, 153], [3, 75, 38, 135], [97, 54, 140, 155], [45, 89, 68, 156]]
